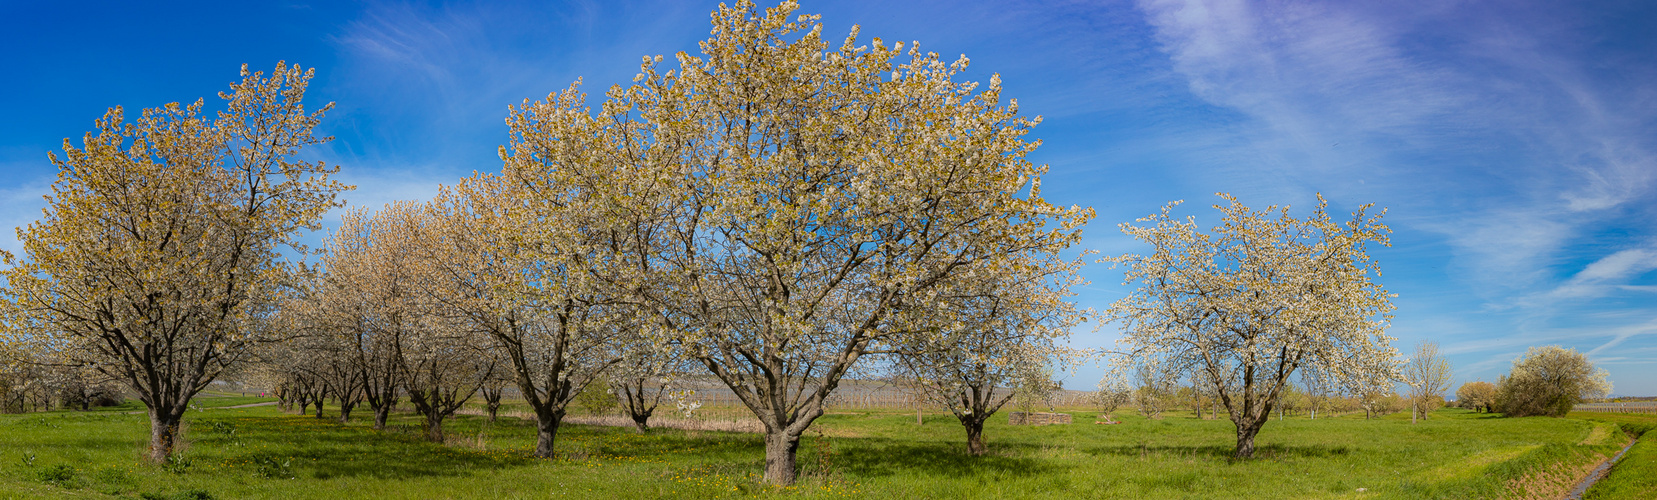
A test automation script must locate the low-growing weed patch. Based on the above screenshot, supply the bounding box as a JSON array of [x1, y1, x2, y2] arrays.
[[37, 464, 76, 486], [250, 455, 296, 479], [141, 489, 214, 500], [162, 454, 195, 474]]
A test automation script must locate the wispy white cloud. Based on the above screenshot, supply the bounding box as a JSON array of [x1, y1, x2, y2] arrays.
[[313, 0, 717, 214], [331, 165, 452, 215], [1586, 317, 1657, 357], [1135, 0, 1657, 392], [1544, 245, 1657, 299], [0, 169, 51, 257], [1137, 0, 1656, 285]]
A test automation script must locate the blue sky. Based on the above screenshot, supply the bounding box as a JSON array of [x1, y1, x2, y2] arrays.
[[3, 0, 1653, 394]]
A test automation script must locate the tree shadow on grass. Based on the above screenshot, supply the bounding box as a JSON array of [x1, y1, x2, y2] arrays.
[[7, 436, 144, 454], [192, 413, 781, 481], [193, 415, 540, 480], [831, 439, 1054, 479], [188, 412, 1058, 482], [578, 427, 761, 459], [1083, 442, 1353, 462]]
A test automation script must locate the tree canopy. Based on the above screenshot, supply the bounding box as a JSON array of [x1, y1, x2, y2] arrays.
[[1105, 193, 1398, 458], [1495, 346, 1610, 417], [0, 62, 347, 461]]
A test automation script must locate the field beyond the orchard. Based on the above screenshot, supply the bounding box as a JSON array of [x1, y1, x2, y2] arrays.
[[1, 395, 1650, 499]]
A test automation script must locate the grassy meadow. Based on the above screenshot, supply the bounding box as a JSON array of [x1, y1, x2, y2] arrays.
[[0, 395, 1649, 499]]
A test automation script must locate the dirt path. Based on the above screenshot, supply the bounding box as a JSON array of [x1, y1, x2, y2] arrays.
[[207, 401, 278, 410], [112, 401, 278, 415]]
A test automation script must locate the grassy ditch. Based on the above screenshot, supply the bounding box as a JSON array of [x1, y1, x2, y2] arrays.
[[1573, 411, 1657, 499]]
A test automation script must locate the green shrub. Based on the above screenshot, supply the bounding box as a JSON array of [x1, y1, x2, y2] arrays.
[[574, 377, 619, 416], [1494, 346, 1610, 417]]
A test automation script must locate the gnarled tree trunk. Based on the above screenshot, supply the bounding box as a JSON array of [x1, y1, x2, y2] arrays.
[[616, 379, 663, 433], [1228, 392, 1277, 458], [424, 411, 445, 442], [963, 417, 988, 456], [147, 406, 187, 463], [763, 431, 802, 485], [630, 410, 651, 432], [1234, 422, 1262, 458], [534, 409, 564, 457]]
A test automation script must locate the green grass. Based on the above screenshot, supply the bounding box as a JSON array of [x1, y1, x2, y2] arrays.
[[1566, 411, 1657, 437], [1583, 429, 1656, 499], [0, 404, 1645, 499], [1574, 412, 1657, 499]]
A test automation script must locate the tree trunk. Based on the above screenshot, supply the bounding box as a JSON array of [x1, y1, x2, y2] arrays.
[[297, 396, 309, 415], [487, 402, 500, 423], [1234, 422, 1262, 458], [964, 418, 987, 456], [373, 406, 390, 431], [535, 415, 562, 458], [424, 411, 445, 442], [763, 431, 801, 485], [916, 407, 923, 425], [314, 399, 326, 419], [339, 401, 355, 424], [147, 408, 184, 462], [630, 411, 650, 433]]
